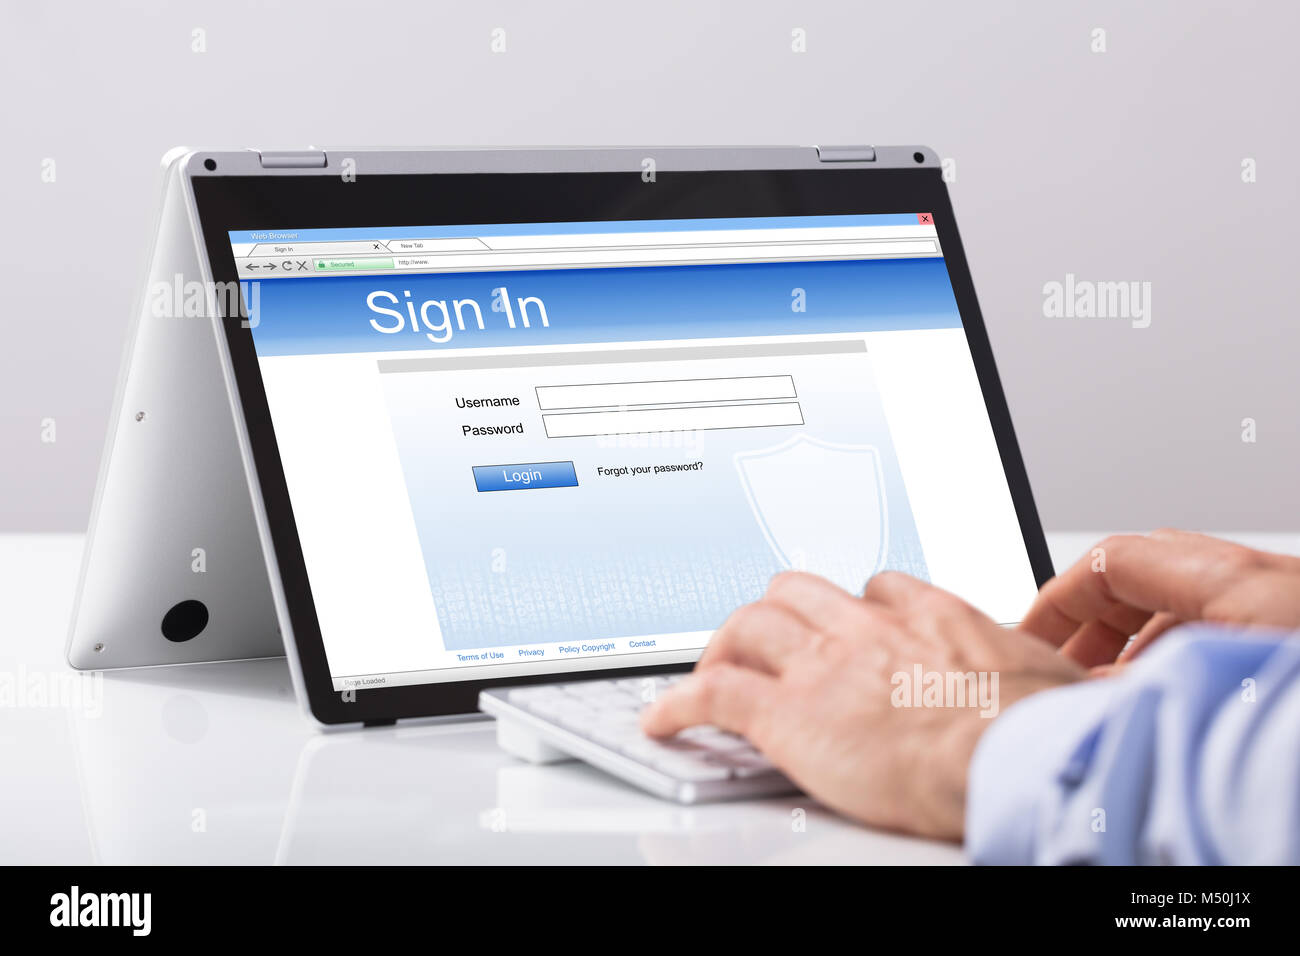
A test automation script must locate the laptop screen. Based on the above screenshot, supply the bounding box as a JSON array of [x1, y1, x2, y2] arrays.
[[227, 213, 1037, 691]]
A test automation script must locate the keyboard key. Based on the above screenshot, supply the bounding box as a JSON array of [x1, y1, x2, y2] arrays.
[[676, 726, 750, 752], [707, 751, 779, 778], [618, 737, 695, 765], [583, 691, 639, 710], [600, 691, 645, 709], [649, 752, 733, 782], [588, 723, 645, 749], [529, 698, 595, 722], [558, 709, 602, 732], [507, 686, 565, 705], [584, 710, 635, 731], [613, 678, 675, 704]]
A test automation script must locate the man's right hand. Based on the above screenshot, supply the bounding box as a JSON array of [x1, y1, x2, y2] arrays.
[[1021, 529, 1300, 668]]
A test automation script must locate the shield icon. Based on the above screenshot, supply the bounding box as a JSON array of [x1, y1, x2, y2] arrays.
[[734, 435, 888, 593]]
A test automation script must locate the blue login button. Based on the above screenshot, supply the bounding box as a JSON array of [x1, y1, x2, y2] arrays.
[[473, 461, 579, 492]]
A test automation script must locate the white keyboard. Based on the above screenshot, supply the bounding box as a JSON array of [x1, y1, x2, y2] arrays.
[[479, 675, 799, 803]]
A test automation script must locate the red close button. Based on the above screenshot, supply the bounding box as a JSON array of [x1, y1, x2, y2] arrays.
[[917, 212, 933, 225]]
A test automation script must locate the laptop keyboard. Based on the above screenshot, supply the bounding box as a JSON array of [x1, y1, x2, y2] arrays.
[[480, 676, 798, 802]]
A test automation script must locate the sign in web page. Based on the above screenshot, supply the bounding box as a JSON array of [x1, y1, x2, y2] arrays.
[[231, 215, 1038, 690]]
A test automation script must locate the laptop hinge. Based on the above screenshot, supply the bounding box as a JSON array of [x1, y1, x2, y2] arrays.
[[255, 149, 328, 169], [815, 145, 876, 163]]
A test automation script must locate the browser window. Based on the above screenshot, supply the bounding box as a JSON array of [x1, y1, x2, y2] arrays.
[[228, 214, 1037, 690]]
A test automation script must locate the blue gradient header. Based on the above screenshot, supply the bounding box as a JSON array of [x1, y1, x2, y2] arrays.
[[248, 258, 961, 357]]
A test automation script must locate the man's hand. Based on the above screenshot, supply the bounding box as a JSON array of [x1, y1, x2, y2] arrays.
[[640, 571, 1083, 840], [1021, 530, 1300, 668]]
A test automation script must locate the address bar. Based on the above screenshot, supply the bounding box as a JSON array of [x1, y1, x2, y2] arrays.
[[384, 238, 938, 272], [480, 225, 933, 250]]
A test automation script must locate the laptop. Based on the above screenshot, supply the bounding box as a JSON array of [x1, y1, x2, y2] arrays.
[[68, 146, 1051, 802]]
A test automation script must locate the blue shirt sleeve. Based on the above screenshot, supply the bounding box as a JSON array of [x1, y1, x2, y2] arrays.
[[965, 625, 1300, 865]]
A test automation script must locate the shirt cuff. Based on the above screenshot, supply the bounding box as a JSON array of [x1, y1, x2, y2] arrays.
[[965, 676, 1119, 864]]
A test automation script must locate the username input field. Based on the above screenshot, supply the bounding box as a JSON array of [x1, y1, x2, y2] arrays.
[[543, 401, 804, 438], [535, 375, 796, 410]]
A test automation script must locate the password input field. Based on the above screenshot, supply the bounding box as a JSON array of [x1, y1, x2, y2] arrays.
[[542, 401, 804, 438], [536, 375, 796, 410]]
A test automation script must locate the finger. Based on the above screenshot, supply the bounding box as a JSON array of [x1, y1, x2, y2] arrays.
[[1025, 601, 1153, 663], [696, 601, 814, 675], [1149, 527, 1300, 575], [1020, 534, 1207, 647], [640, 664, 778, 740], [1116, 611, 1182, 662], [765, 570, 887, 638], [862, 570, 933, 610], [861, 571, 971, 651], [1060, 618, 1135, 668]]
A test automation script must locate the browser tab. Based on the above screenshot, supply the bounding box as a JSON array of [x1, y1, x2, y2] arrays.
[[387, 238, 489, 253], [249, 240, 387, 257]]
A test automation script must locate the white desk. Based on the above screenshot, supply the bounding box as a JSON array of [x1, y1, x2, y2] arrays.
[[3, 532, 1294, 865]]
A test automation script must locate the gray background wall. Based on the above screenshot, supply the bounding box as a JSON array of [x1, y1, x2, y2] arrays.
[[2, 0, 1294, 532]]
